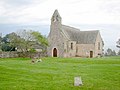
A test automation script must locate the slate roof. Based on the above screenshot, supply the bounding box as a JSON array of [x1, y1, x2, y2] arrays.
[[62, 25, 99, 44]]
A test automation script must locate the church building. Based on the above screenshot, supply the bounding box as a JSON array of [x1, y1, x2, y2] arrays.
[[47, 10, 104, 58]]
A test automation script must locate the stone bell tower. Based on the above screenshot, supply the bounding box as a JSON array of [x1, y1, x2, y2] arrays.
[[47, 10, 64, 57], [51, 9, 62, 24]]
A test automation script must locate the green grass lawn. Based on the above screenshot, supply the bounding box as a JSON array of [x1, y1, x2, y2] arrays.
[[0, 56, 120, 90]]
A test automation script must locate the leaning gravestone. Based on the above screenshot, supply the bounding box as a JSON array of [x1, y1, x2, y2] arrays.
[[74, 76, 83, 86]]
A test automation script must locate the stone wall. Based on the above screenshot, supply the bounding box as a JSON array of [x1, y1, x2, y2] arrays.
[[0, 52, 47, 58], [76, 44, 95, 57], [94, 32, 104, 57], [67, 41, 76, 57], [0, 52, 18, 58]]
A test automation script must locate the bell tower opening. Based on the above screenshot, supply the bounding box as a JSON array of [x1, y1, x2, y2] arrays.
[[51, 9, 62, 24], [53, 48, 57, 57]]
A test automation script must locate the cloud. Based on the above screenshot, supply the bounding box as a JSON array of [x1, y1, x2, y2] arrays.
[[1, 0, 32, 7], [59, 0, 120, 25], [0, 0, 47, 24], [0, 0, 120, 52], [0, 0, 45, 8], [0, 0, 120, 25]]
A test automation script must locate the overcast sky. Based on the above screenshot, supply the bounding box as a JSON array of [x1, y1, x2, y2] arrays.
[[0, 0, 120, 52]]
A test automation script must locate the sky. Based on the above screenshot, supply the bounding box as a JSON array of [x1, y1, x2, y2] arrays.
[[0, 0, 120, 52]]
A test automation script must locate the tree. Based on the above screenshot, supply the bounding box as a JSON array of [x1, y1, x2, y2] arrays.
[[15, 30, 48, 57], [16, 30, 48, 53], [1, 31, 33, 52], [31, 31, 48, 52], [116, 39, 120, 48], [105, 48, 116, 56], [32, 31, 48, 45], [1, 33, 17, 51], [106, 48, 113, 56], [0, 35, 2, 51], [1, 43, 16, 51], [16, 30, 35, 52], [118, 50, 120, 55], [112, 50, 116, 56], [1, 30, 48, 54], [7, 32, 25, 52]]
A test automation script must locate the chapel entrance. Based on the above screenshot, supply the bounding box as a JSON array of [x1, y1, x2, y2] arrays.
[[90, 51, 93, 58], [53, 48, 57, 57]]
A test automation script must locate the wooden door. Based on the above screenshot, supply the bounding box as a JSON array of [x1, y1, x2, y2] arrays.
[[90, 51, 93, 58], [53, 48, 57, 57]]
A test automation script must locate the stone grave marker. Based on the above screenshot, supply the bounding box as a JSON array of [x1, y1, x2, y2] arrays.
[[74, 76, 83, 86]]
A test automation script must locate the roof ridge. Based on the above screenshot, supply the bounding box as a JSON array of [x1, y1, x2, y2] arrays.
[[80, 30, 99, 32], [62, 25, 80, 32]]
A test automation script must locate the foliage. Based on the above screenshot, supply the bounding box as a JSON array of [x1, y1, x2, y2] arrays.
[[16, 30, 35, 52], [31, 31, 48, 52], [2, 34, 9, 43], [118, 50, 120, 55], [105, 48, 116, 56], [0, 36, 2, 51], [112, 50, 116, 56], [0, 35, 2, 44], [116, 38, 120, 48], [32, 31, 48, 46], [0, 30, 48, 53], [15, 30, 48, 53], [1, 43, 16, 51], [0, 56, 120, 90], [1, 33, 17, 51]]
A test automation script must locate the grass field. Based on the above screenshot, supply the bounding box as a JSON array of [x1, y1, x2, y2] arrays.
[[0, 56, 120, 90]]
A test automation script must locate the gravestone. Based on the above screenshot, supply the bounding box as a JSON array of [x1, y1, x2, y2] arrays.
[[74, 76, 83, 86]]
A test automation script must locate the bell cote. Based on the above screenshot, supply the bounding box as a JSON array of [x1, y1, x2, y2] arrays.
[[51, 9, 62, 23]]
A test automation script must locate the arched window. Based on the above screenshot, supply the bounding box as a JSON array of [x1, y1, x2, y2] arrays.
[[71, 43, 73, 50]]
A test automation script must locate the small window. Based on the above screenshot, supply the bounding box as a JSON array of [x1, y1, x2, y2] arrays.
[[71, 43, 73, 50], [98, 42, 100, 50]]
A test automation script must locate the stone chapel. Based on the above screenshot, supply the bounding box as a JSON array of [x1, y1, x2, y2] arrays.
[[47, 10, 104, 58]]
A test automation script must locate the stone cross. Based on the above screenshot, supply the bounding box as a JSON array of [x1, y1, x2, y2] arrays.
[[74, 76, 83, 86]]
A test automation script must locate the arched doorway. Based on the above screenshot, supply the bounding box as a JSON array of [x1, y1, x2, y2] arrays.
[[53, 48, 57, 57], [90, 51, 93, 58]]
